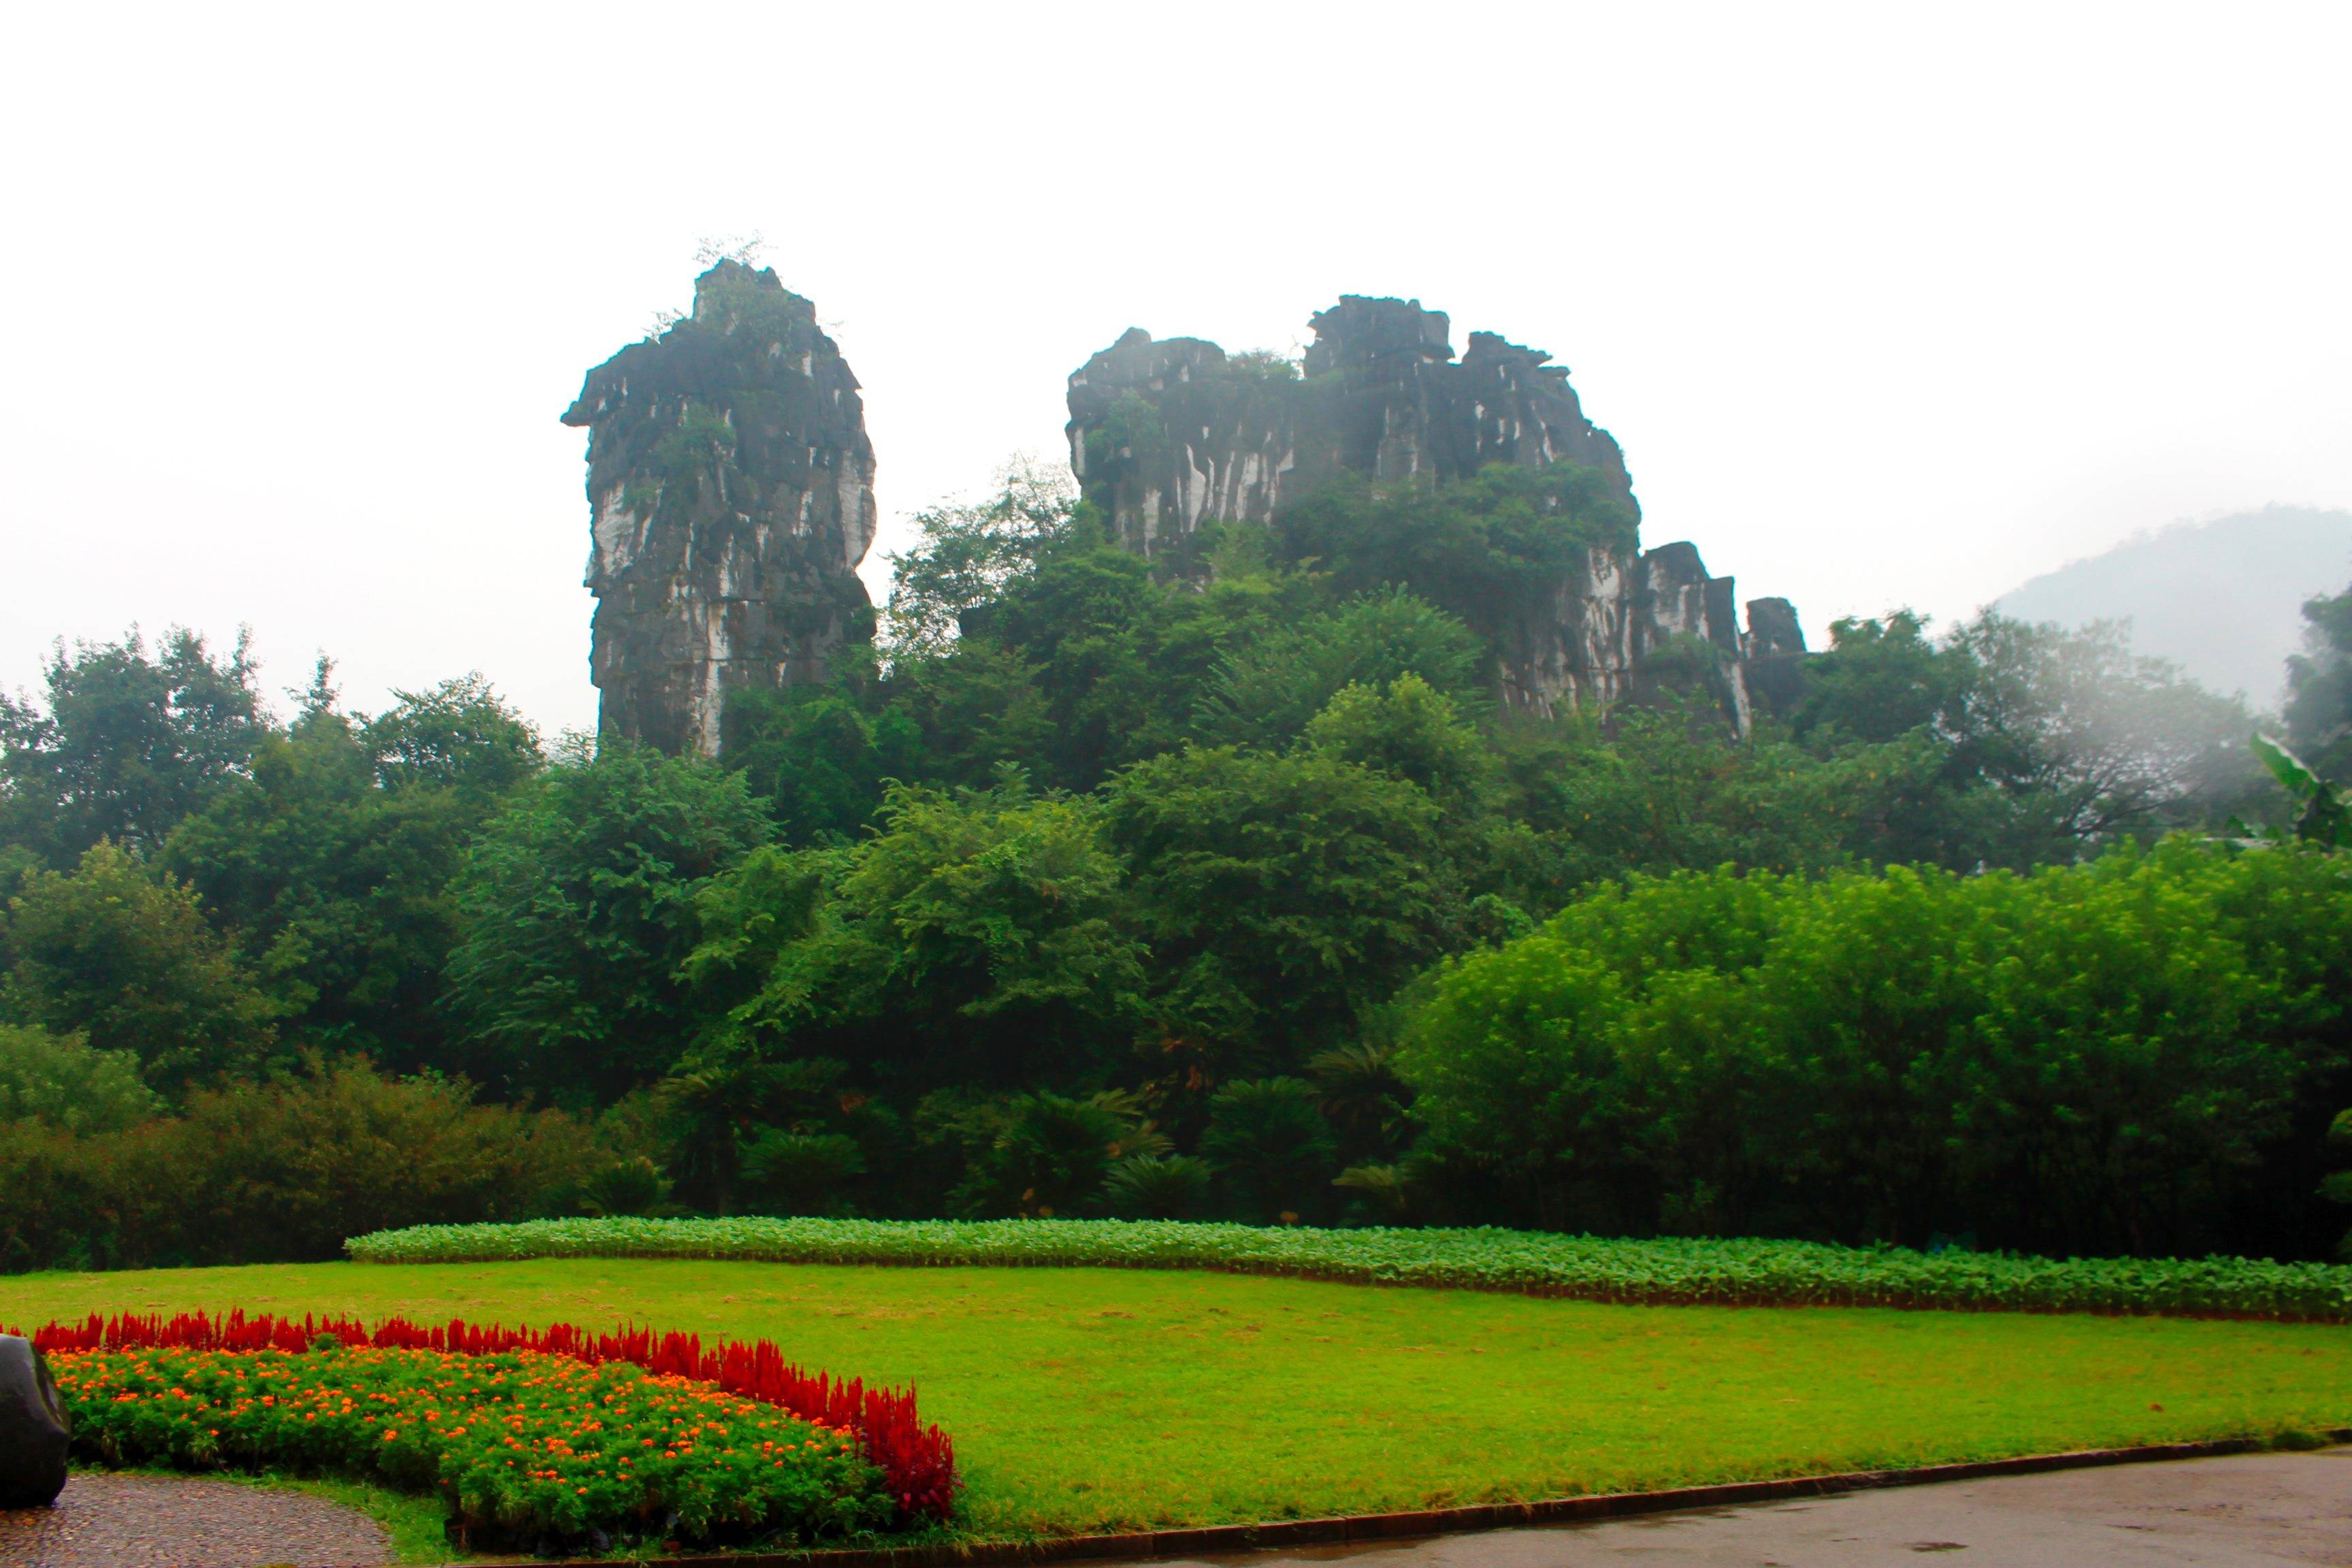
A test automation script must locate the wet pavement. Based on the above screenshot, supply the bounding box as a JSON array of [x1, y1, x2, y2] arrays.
[[0, 1471, 391, 1567], [1153, 1448, 2352, 1567]]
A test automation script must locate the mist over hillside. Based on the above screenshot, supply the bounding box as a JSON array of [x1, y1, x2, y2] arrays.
[[1993, 506, 2352, 707]]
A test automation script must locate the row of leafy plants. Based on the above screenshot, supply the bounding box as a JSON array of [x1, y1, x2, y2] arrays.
[[15, 1310, 956, 1552], [345, 1216, 2352, 1321]]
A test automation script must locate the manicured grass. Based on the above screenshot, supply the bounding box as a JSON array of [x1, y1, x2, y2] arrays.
[[7, 1259, 2351, 1539]]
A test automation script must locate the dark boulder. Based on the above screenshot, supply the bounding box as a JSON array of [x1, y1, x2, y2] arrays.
[[0, 1334, 69, 1507]]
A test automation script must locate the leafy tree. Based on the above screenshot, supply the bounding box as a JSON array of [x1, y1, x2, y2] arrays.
[[2233, 736, 2351, 849], [1944, 613, 2255, 847], [1105, 744, 1462, 1077], [1394, 923, 1645, 1232], [1791, 611, 1962, 745], [647, 1047, 879, 1215], [876, 639, 1058, 791], [163, 679, 540, 1068], [690, 776, 1145, 1097], [1301, 674, 1490, 808], [442, 742, 772, 1101], [0, 1024, 161, 1133], [1492, 702, 1952, 892], [0, 627, 266, 863], [1195, 589, 1486, 749], [722, 672, 923, 845], [881, 461, 1078, 657], [2285, 580, 2352, 783], [2325, 1109, 2352, 1260], [1399, 842, 2352, 1256], [1274, 465, 1639, 649], [360, 673, 542, 796], [1791, 611, 2257, 866], [1, 842, 284, 1093], [957, 534, 1279, 790]]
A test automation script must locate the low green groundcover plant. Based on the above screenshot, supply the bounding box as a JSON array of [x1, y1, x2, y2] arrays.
[[348, 1216, 2352, 1321]]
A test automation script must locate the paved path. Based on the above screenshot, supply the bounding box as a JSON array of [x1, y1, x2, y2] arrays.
[[0, 1471, 391, 1568], [1164, 1449, 2352, 1567]]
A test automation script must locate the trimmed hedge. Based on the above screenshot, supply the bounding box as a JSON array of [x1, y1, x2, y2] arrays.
[[346, 1216, 2352, 1321]]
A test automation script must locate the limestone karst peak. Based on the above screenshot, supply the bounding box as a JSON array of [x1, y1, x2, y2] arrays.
[[1062, 295, 1803, 732], [562, 266, 876, 757]]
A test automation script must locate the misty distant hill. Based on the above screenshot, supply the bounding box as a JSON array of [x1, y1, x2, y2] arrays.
[[1993, 505, 2352, 708]]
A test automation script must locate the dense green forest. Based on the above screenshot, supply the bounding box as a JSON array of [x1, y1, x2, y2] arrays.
[[5, 467, 2351, 1269]]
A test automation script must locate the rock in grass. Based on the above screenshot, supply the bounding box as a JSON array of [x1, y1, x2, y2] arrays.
[[0, 1334, 70, 1507]]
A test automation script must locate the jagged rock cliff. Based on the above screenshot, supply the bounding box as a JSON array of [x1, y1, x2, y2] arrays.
[[563, 261, 877, 755], [1066, 296, 1639, 552], [1066, 296, 1802, 727]]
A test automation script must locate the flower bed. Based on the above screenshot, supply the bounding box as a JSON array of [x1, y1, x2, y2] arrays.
[[345, 1216, 2352, 1322], [16, 1311, 956, 1551]]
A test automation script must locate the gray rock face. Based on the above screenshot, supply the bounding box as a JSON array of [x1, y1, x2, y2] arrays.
[[1742, 596, 1810, 713], [1066, 297, 1801, 728], [1065, 296, 1637, 555], [0, 1335, 69, 1507], [1492, 540, 1774, 730], [564, 261, 877, 756]]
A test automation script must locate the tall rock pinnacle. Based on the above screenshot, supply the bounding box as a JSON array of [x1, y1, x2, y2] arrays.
[[563, 261, 877, 755]]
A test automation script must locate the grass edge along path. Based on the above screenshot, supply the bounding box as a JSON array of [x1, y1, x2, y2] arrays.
[[44, 1469, 455, 1565], [522, 1431, 2352, 1568], [346, 1217, 2352, 1321], [197, 1470, 453, 1565]]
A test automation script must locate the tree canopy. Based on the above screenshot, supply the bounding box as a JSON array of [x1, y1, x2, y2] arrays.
[[1, 476, 2336, 1265]]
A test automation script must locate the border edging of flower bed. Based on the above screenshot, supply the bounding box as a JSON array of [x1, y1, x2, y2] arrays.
[[506, 1430, 2352, 1567]]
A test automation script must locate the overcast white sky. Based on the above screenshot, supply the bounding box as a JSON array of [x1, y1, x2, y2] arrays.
[[3, 3, 2348, 736]]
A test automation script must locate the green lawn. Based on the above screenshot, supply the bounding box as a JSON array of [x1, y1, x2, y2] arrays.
[[5, 1260, 2349, 1538]]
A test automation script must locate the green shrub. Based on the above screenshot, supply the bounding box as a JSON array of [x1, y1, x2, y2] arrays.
[[1398, 840, 2352, 1258], [442, 742, 772, 1100], [0, 1024, 160, 1132], [741, 1130, 866, 1216], [344, 1214, 2352, 1321], [1200, 1078, 1338, 1223], [0, 1060, 603, 1271], [161, 1060, 604, 1259], [1103, 1155, 1211, 1220], [574, 1155, 676, 1218], [1, 842, 284, 1092], [953, 1093, 1126, 1218]]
